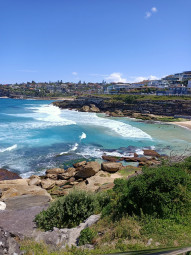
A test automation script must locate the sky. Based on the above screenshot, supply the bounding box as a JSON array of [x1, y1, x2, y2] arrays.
[[0, 0, 191, 84]]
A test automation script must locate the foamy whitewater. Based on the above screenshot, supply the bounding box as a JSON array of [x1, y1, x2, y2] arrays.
[[0, 98, 191, 177]]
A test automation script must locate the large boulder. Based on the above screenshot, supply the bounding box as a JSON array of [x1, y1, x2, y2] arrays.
[[58, 167, 76, 180], [81, 105, 90, 112], [0, 168, 21, 181], [41, 179, 55, 190], [46, 168, 65, 180], [143, 150, 160, 157], [73, 161, 86, 168], [101, 162, 123, 172], [89, 104, 100, 113], [46, 168, 65, 175], [75, 162, 101, 178], [102, 155, 124, 162], [28, 175, 41, 186]]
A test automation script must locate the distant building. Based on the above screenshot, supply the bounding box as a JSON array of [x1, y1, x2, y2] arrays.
[[187, 80, 191, 88], [104, 83, 131, 94], [148, 80, 169, 88]]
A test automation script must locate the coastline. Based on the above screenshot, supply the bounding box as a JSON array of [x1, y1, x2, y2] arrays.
[[171, 120, 191, 130]]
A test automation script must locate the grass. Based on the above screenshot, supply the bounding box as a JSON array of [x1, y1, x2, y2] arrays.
[[119, 166, 141, 178], [93, 94, 191, 101]]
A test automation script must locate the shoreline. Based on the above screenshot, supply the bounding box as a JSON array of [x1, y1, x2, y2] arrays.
[[170, 120, 191, 130]]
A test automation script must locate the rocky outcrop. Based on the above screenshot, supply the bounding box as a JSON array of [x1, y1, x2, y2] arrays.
[[101, 162, 123, 172], [33, 214, 101, 248], [143, 149, 160, 157], [0, 168, 21, 181], [102, 155, 124, 162], [0, 195, 50, 236], [75, 161, 101, 178], [53, 97, 191, 118], [0, 179, 51, 200], [0, 228, 23, 255]]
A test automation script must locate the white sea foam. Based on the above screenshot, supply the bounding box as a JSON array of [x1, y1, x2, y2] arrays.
[[77, 146, 135, 159], [59, 143, 79, 155], [71, 143, 79, 151], [60, 110, 151, 139], [79, 132, 87, 141], [0, 144, 17, 153]]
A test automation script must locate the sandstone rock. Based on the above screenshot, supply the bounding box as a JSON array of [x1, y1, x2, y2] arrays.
[[115, 110, 124, 116], [46, 173, 58, 180], [101, 162, 123, 172], [58, 167, 76, 180], [75, 161, 100, 178], [69, 177, 75, 182], [96, 183, 114, 192], [28, 175, 41, 186], [110, 112, 120, 117], [0, 181, 51, 200], [4, 195, 51, 210], [143, 150, 160, 157], [50, 189, 68, 196], [63, 185, 73, 189], [41, 179, 55, 190], [46, 168, 65, 175], [89, 104, 100, 113], [0, 168, 21, 181], [55, 180, 68, 186], [73, 161, 86, 168], [102, 155, 124, 162], [124, 157, 139, 162], [81, 105, 90, 112], [137, 157, 148, 162]]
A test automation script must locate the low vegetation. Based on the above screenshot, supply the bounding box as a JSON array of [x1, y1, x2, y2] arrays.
[[21, 157, 191, 254]]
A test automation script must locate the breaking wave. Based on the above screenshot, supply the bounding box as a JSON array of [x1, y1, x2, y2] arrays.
[[0, 144, 17, 153]]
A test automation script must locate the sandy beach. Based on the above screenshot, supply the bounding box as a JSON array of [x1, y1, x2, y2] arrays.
[[172, 121, 191, 130]]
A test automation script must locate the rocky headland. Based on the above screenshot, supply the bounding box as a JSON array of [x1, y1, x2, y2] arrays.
[[53, 96, 191, 122]]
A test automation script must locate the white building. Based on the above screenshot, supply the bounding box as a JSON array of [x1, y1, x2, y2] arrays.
[[188, 80, 191, 88]]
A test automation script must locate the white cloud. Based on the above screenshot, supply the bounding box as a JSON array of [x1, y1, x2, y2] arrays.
[[145, 6, 158, 18], [105, 72, 127, 83], [72, 72, 78, 76], [151, 7, 157, 13], [145, 12, 151, 19], [131, 75, 159, 83]]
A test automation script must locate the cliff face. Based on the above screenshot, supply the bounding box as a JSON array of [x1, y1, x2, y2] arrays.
[[53, 97, 191, 117]]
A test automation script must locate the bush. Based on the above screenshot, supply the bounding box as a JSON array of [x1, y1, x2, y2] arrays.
[[103, 161, 191, 220], [78, 227, 97, 246], [35, 190, 98, 231]]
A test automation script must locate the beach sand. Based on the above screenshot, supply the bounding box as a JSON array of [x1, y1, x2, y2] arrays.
[[172, 121, 191, 130]]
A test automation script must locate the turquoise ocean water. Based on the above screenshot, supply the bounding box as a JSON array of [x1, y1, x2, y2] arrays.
[[0, 98, 191, 177]]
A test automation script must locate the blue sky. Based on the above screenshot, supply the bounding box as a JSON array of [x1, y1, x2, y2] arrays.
[[0, 0, 190, 84]]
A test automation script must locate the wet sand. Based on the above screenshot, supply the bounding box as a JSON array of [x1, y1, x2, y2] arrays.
[[172, 121, 191, 130]]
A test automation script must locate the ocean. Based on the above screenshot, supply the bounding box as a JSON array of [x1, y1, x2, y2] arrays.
[[0, 98, 191, 177]]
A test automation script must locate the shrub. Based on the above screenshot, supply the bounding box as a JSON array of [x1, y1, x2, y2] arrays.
[[35, 190, 98, 231], [78, 227, 97, 246], [103, 162, 191, 220]]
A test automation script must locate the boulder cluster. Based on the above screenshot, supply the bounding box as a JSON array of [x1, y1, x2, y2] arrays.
[[28, 160, 123, 195], [27, 149, 161, 195]]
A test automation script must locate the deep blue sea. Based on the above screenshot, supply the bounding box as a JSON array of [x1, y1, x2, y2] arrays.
[[0, 98, 191, 177]]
